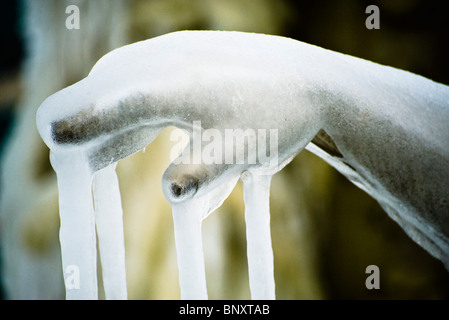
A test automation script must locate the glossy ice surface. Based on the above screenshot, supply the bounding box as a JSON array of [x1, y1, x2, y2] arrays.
[[36, 31, 449, 299]]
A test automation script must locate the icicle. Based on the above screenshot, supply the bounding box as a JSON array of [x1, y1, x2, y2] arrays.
[[241, 171, 275, 300], [92, 163, 127, 300], [50, 151, 98, 300], [172, 199, 208, 300]]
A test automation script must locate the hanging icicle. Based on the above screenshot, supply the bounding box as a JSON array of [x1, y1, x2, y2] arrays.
[[36, 30, 449, 300]]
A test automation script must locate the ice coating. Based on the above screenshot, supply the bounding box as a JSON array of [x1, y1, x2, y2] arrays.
[[36, 31, 449, 299]]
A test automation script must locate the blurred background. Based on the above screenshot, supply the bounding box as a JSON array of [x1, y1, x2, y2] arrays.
[[0, 0, 448, 299]]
